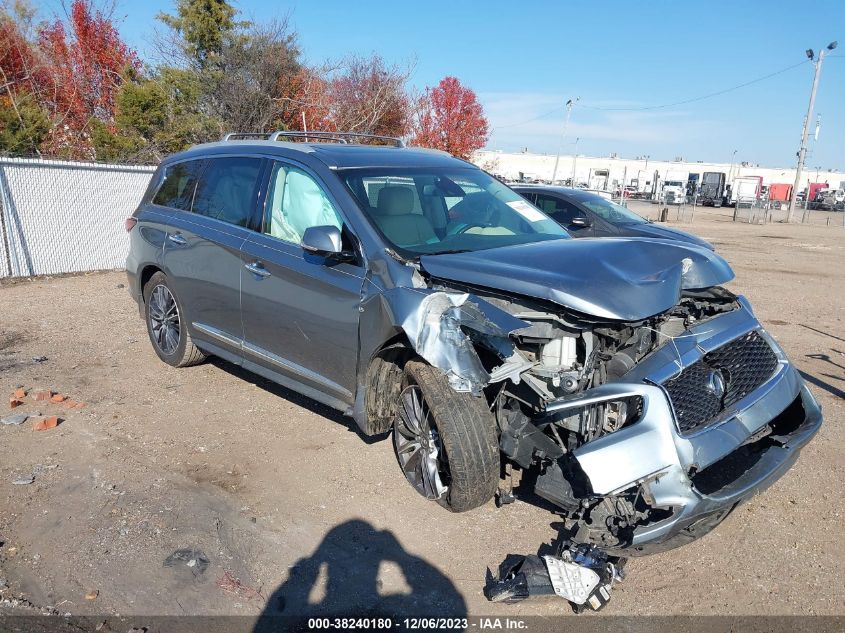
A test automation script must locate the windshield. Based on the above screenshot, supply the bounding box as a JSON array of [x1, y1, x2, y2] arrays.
[[339, 167, 569, 256], [570, 192, 647, 225]]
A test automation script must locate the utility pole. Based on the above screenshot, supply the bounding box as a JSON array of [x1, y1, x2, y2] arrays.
[[787, 42, 837, 222], [552, 98, 578, 183], [618, 166, 627, 204], [728, 149, 737, 182]]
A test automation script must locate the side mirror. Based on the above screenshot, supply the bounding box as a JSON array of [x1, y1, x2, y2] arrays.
[[301, 225, 344, 257], [570, 216, 593, 228]]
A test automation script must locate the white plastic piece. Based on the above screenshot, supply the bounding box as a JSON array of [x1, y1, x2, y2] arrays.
[[542, 555, 601, 605], [540, 336, 577, 370]]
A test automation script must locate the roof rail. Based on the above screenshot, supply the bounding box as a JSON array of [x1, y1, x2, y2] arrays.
[[221, 132, 274, 141], [220, 130, 405, 147]]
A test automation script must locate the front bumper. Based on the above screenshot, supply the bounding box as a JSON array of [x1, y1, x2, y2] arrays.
[[544, 297, 823, 556]]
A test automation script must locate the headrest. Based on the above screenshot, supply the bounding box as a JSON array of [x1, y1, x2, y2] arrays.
[[377, 186, 414, 216]]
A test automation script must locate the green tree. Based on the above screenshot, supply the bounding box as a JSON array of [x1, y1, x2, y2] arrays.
[[0, 93, 49, 155], [157, 0, 241, 71], [91, 66, 220, 162]]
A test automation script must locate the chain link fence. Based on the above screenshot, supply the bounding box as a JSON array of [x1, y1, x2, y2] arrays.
[[0, 157, 155, 279], [624, 197, 845, 227]]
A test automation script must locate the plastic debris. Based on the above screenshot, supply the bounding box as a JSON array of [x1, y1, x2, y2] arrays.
[[164, 548, 209, 577], [484, 544, 625, 613], [12, 475, 34, 485], [32, 356, 48, 363]]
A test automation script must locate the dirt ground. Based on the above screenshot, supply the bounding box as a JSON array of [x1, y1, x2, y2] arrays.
[[1, 213, 843, 623]]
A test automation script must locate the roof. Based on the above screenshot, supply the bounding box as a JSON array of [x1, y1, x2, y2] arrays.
[[164, 140, 473, 170], [511, 184, 609, 200]]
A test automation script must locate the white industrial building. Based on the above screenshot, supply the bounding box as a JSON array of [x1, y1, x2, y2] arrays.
[[472, 149, 844, 194]]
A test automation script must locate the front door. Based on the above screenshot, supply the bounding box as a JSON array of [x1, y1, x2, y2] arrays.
[[239, 160, 365, 405]]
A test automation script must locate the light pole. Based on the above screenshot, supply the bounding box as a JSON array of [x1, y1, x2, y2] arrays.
[[570, 137, 580, 187], [551, 97, 578, 183], [787, 41, 837, 222], [728, 149, 737, 182]]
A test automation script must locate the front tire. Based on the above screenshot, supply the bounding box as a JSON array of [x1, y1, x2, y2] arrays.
[[393, 360, 499, 512], [143, 272, 207, 368]]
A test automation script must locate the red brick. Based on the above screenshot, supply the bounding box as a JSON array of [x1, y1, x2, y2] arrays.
[[10, 397, 24, 409], [33, 416, 60, 431], [62, 399, 78, 408], [50, 394, 67, 403], [13, 387, 26, 399], [33, 390, 52, 402]]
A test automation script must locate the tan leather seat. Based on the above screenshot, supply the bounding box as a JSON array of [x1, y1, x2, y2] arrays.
[[373, 186, 437, 247]]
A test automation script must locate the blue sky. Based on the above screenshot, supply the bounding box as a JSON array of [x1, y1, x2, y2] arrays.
[[38, 0, 845, 169]]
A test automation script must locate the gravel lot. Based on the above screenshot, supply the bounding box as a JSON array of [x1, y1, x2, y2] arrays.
[[1, 214, 843, 622]]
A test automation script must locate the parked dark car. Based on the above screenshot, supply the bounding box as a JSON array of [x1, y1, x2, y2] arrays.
[[513, 184, 714, 250], [125, 131, 819, 609]]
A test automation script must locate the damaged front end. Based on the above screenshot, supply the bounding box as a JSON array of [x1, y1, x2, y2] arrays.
[[384, 283, 820, 609], [361, 240, 821, 611]]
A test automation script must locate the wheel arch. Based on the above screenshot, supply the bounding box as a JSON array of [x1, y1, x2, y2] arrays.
[[350, 287, 528, 436], [139, 264, 164, 304]]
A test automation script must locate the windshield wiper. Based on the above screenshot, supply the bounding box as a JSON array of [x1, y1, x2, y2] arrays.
[[384, 247, 419, 266], [431, 248, 473, 255]]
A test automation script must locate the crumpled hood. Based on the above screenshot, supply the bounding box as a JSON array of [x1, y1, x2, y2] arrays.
[[419, 237, 734, 321], [622, 222, 714, 250]]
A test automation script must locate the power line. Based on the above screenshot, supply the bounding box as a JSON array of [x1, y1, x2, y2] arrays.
[[489, 103, 567, 131], [489, 58, 813, 133], [578, 59, 810, 111]]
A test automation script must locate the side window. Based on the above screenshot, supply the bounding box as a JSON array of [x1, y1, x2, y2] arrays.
[[152, 160, 204, 211], [192, 157, 262, 228], [534, 194, 585, 225], [264, 162, 343, 245]]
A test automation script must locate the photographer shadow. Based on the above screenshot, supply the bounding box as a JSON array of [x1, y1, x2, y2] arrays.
[[254, 519, 466, 632]]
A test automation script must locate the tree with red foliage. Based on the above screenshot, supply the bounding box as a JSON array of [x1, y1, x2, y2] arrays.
[[0, 12, 51, 154], [279, 55, 410, 140], [410, 76, 488, 159], [38, 0, 139, 158], [326, 55, 410, 137]]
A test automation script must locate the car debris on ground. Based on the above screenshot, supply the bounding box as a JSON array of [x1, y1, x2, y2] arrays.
[[484, 543, 625, 612]]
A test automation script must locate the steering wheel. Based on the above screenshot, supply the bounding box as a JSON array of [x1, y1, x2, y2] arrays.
[[449, 222, 491, 236]]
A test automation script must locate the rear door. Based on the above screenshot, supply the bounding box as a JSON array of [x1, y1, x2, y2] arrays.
[[239, 159, 365, 405], [159, 156, 264, 353]]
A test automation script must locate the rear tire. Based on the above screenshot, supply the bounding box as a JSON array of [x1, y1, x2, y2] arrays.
[[393, 360, 499, 512], [143, 272, 207, 368]]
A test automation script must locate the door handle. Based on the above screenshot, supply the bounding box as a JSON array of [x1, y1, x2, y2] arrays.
[[167, 232, 187, 245], [245, 261, 271, 278]]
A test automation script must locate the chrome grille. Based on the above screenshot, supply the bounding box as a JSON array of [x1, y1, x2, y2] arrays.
[[663, 331, 779, 435]]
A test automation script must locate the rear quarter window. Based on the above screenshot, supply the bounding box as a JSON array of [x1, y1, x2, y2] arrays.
[[152, 160, 204, 211]]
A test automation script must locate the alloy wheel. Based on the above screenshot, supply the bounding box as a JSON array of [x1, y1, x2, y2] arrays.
[[148, 284, 181, 356], [393, 384, 449, 500]]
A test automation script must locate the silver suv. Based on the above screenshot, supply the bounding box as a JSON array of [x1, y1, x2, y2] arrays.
[[126, 131, 821, 559]]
